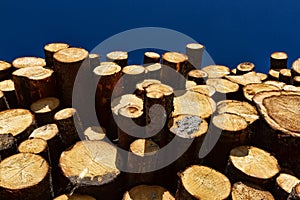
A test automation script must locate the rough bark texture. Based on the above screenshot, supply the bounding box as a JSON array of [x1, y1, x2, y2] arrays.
[[106, 51, 128, 68], [293, 76, 300, 86], [44, 43, 70, 69], [279, 68, 292, 84], [270, 52, 288, 70], [123, 185, 174, 200], [0, 91, 7, 111], [0, 79, 18, 108], [231, 182, 274, 200]]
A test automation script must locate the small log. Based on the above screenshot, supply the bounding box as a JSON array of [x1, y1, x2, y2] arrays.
[[53, 47, 89, 106], [293, 76, 300, 86], [206, 78, 240, 100], [143, 52, 160, 64], [243, 83, 280, 102], [89, 53, 101, 69], [12, 56, 46, 69], [54, 108, 83, 149], [263, 80, 286, 89], [185, 43, 205, 68], [283, 84, 300, 92], [18, 138, 49, 161], [289, 183, 300, 200], [257, 72, 268, 81], [0, 109, 36, 143], [59, 141, 123, 200], [176, 165, 231, 200], [226, 71, 262, 86], [44, 43, 69, 69], [279, 68, 292, 84], [0, 91, 7, 111], [111, 94, 144, 150], [122, 65, 145, 94], [187, 85, 216, 97], [106, 51, 128, 68], [84, 126, 106, 141], [292, 59, 300, 77], [202, 65, 230, 78], [123, 185, 174, 200], [12, 66, 56, 108], [145, 63, 162, 80], [274, 173, 300, 200], [0, 133, 17, 161], [231, 182, 275, 200], [0, 153, 51, 200], [270, 52, 288, 69], [0, 79, 18, 108], [93, 62, 122, 140], [30, 97, 60, 126], [226, 146, 280, 186], [253, 90, 300, 176], [187, 69, 207, 85], [236, 62, 255, 75], [127, 139, 160, 187], [0, 60, 12, 81], [268, 69, 280, 81], [53, 194, 96, 200], [185, 80, 197, 89], [135, 79, 161, 100]]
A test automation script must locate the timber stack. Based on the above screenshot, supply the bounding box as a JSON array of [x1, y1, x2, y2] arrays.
[[0, 41, 300, 200]]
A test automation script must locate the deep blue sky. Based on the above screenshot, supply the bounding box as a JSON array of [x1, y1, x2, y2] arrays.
[[0, 0, 299, 73]]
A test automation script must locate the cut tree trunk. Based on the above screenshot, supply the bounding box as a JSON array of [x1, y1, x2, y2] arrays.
[[93, 62, 122, 140], [143, 52, 160, 64], [226, 71, 262, 86], [257, 72, 268, 81], [122, 65, 145, 95], [0, 133, 17, 161], [270, 52, 288, 69], [185, 43, 205, 68], [279, 68, 291, 84], [59, 141, 123, 200], [83, 126, 106, 141], [243, 83, 280, 102], [274, 173, 300, 200], [0, 79, 18, 108], [293, 76, 300, 86], [30, 97, 60, 126], [89, 53, 100, 69], [123, 185, 174, 200], [231, 182, 274, 200], [145, 63, 162, 80], [0, 60, 13, 81], [226, 146, 280, 187], [0, 91, 7, 111], [127, 139, 160, 187], [135, 79, 161, 100], [12, 66, 56, 108], [292, 59, 300, 77], [53, 47, 89, 106], [0, 109, 36, 143], [253, 90, 300, 177], [18, 138, 49, 162], [0, 153, 51, 200], [54, 108, 83, 149], [187, 69, 207, 85], [289, 183, 300, 200], [202, 65, 230, 78], [106, 51, 128, 68], [206, 78, 240, 101], [268, 69, 280, 81], [263, 80, 286, 89], [236, 62, 255, 75], [176, 165, 231, 200], [44, 43, 69, 69], [12, 56, 46, 70]]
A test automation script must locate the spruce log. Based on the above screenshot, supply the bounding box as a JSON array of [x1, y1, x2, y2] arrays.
[[0, 109, 36, 143], [127, 139, 160, 187], [94, 62, 122, 140], [59, 141, 123, 200], [145, 63, 162, 80], [253, 90, 300, 177], [187, 69, 207, 85], [89, 53, 100, 69], [0, 79, 18, 108], [226, 71, 262, 86], [279, 68, 292, 84], [176, 165, 231, 200], [243, 83, 280, 102], [289, 183, 300, 200], [83, 126, 106, 141], [0, 153, 51, 200], [236, 62, 255, 75], [53, 194, 96, 200], [226, 146, 280, 186], [270, 52, 288, 69], [274, 173, 300, 200], [30, 97, 60, 126], [231, 182, 274, 200], [187, 85, 216, 97], [268, 69, 280, 81], [54, 108, 83, 149], [143, 52, 160, 64], [206, 78, 240, 100], [12, 66, 56, 108], [0, 60, 12, 81], [106, 51, 128, 68], [0, 91, 7, 111], [292, 59, 300, 77], [18, 138, 49, 161], [185, 43, 205, 68], [293, 76, 300, 86], [111, 94, 144, 150], [0, 133, 17, 161], [12, 56, 46, 69], [202, 65, 230, 78], [122, 65, 145, 94], [123, 185, 174, 200], [44, 43, 69, 69], [135, 79, 161, 100], [53, 47, 89, 106]]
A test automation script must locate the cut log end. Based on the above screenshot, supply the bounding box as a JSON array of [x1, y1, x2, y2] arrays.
[[130, 139, 159, 156], [123, 65, 145, 75], [12, 57, 46, 69], [202, 65, 231, 78], [206, 78, 239, 94], [231, 182, 274, 200], [84, 126, 106, 141], [30, 97, 60, 113], [54, 108, 76, 120], [18, 138, 47, 154], [30, 124, 59, 141], [0, 60, 11, 71], [226, 71, 262, 86], [276, 173, 300, 194], [93, 62, 121, 76], [236, 62, 255, 75], [53, 48, 89, 63], [0, 79, 14, 92], [213, 113, 248, 131], [162, 52, 188, 64], [54, 194, 96, 200], [123, 185, 174, 200], [292, 59, 300, 77], [144, 52, 160, 64], [243, 83, 280, 101]]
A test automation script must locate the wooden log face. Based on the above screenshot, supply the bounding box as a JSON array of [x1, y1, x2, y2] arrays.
[[202, 65, 230, 78], [187, 85, 216, 97], [268, 69, 280, 80], [236, 62, 255, 75], [12, 57, 46, 69], [18, 138, 47, 155], [143, 52, 160, 64], [44, 43, 70, 68], [30, 97, 60, 113], [226, 71, 262, 86], [186, 43, 205, 68], [123, 185, 174, 200], [232, 182, 275, 200], [84, 126, 106, 141], [0, 60, 12, 81], [276, 173, 300, 195], [206, 78, 239, 94], [292, 59, 300, 77], [106, 51, 128, 67], [243, 83, 280, 102]]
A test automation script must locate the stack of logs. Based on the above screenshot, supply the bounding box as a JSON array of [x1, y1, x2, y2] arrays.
[[0, 41, 300, 200]]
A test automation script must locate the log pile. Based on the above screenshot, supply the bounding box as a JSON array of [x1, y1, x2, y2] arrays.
[[0, 41, 300, 200]]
